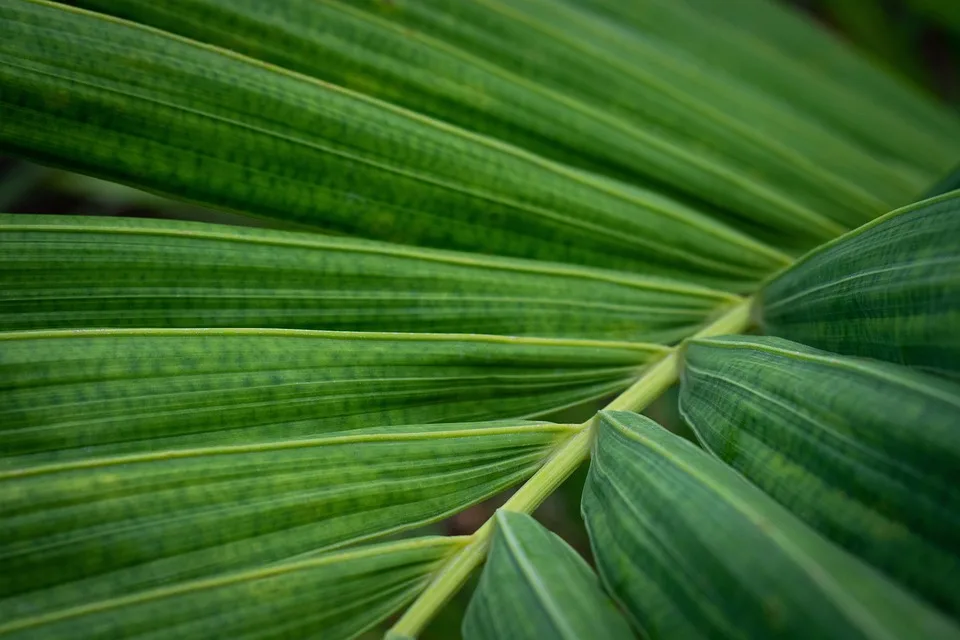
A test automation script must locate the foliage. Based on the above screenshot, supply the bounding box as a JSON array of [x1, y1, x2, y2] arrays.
[[0, 0, 958, 638]]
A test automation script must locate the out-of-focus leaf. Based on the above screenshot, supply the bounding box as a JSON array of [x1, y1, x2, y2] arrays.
[[905, 0, 960, 36], [0, 214, 738, 342], [584, 0, 960, 156], [0, 535, 464, 639], [582, 410, 960, 639], [71, 0, 885, 245], [761, 190, 960, 378], [0, 328, 659, 459], [924, 164, 960, 198], [680, 335, 960, 615], [0, 0, 789, 287], [462, 510, 632, 640]]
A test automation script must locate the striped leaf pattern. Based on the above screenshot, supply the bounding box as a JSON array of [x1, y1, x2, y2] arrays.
[[67, 0, 916, 246], [0, 328, 659, 458], [2, 0, 960, 637], [0, 0, 790, 287], [1, 419, 566, 626], [582, 410, 960, 639], [462, 511, 632, 640], [0, 536, 464, 639], [761, 191, 960, 378], [680, 335, 960, 616], [0, 214, 737, 342]]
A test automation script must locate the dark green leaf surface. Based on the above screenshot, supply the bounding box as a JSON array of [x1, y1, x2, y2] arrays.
[[762, 191, 960, 378], [582, 410, 960, 639], [0, 535, 464, 639], [462, 510, 632, 640], [0, 0, 789, 286], [69, 0, 904, 245], [0, 328, 659, 460], [681, 335, 960, 616], [349, 0, 930, 229], [924, 164, 960, 198], [586, 0, 960, 156], [0, 214, 737, 342]]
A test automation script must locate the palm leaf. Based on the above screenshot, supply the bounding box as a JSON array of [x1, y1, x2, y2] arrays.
[[680, 334, 960, 615], [613, 0, 960, 148], [0, 328, 660, 458], [0, 535, 464, 639], [462, 511, 632, 640], [0, 0, 789, 287], [581, 410, 959, 639], [66, 0, 902, 243], [1, 419, 568, 619], [761, 190, 960, 378], [0, 214, 737, 341]]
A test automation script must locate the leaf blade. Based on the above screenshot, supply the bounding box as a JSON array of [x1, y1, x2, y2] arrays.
[[462, 510, 632, 640], [680, 335, 960, 616], [582, 410, 959, 639], [0, 535, 464, 639], [761, 190, 960, 378], [0, 416, 572, 628], [0, 0, 786, 285], [0, 214, 737, 342]]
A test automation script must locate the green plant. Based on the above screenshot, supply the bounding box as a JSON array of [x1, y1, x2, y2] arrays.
[[1, 0, 959, 638]]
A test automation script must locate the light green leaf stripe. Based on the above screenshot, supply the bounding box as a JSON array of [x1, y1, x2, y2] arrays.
[[0, 0, 787, 286], [0, 420, 567, 627], [0, 214, 737, 342], [73, 0, 867, 244], [0, 535, 465, 639], [462, 511, 633, 640], [0, 328, 660, 460], [761, 190, 960, 378], [582, 410, 960, 639], [680, 335, 960, 616]]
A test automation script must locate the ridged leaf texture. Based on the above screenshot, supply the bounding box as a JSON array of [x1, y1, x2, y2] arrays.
[[0, 535, 464, 639], [0, 0, 794, 287], [462, 510, 633, 640], [0, 328, 659, 458], [582, 410, 959, 639], [0, 214, 737, 341], [761, 190, 960, 378], [680, 335, 960, 616], [64, 0, 932, 246], [1, 416, 572, 603]]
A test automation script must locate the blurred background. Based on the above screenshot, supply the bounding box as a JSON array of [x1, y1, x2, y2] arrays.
[[2, 0, 957, 637]]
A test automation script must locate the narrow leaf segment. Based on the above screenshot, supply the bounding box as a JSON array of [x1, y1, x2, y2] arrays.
[[0, 536, 465, 639], [0, 214, 736, 342], [582, 410, 960, 639], [681, 335, 960, 615], [762, 190, 960, 379], [462, 511, 632, 640]]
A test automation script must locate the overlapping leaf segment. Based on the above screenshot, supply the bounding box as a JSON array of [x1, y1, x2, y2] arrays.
[[1, 0, 958, 638]]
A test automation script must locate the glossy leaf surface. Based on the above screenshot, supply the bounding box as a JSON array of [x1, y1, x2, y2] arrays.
[[0, 214, 736, 342], [681, 335, 960, 615], [0, 535, 464, 639], [582, 410, 959, 639], [462, 510, 632, 640], [762, 191, 960, 378]]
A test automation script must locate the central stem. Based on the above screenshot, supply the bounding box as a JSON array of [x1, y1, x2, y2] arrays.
[[389, 297, 753, 638]]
